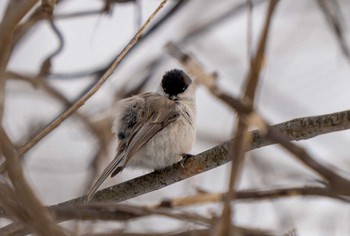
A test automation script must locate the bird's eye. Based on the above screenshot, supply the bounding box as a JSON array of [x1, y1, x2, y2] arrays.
[[182, 86, 186, 91]]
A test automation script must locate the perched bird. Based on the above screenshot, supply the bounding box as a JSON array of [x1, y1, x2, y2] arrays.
[[86, 69, 196, 200]]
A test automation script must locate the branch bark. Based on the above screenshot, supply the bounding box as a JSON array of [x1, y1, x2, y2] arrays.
[[53, 109, 350, 206]]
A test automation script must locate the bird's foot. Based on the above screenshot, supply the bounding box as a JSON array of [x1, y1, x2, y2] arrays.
[[179, 153, 194, 168]]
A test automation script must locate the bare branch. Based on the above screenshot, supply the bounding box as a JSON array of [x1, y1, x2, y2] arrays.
[[50, 109, 350, 206]]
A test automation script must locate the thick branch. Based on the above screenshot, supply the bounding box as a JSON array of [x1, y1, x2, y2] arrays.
[[54, 109, 350, 206]]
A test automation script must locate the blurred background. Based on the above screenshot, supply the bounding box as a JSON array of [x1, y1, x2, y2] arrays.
[[1, 0, 350, 235]]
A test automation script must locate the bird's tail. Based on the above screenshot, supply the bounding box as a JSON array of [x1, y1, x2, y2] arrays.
[[86, 153, 124, 201]]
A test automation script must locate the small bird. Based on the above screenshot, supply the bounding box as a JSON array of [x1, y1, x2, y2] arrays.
[[86, 69, 196, 201]]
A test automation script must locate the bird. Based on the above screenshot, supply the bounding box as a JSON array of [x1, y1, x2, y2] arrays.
[[86, 69, 196, 201]]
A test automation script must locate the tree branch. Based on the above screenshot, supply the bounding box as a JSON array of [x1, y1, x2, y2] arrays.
[[52, 109, 350, 206]]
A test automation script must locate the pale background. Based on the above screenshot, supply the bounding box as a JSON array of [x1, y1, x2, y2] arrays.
[[1, 0, 350, 235]]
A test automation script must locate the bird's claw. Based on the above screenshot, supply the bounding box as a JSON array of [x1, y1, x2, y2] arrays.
[[180, 153, 194, 168]]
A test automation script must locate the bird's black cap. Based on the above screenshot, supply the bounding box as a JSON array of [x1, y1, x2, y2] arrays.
[[161, 69, 192, 98]]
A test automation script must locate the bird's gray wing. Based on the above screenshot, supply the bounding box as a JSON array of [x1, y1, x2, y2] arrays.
[[113, 95, 180, 174], [86, 95, 148, 201], [86, 95, 178, 201]]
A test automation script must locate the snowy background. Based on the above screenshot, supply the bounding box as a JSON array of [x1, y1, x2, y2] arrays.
[[1, 0, 350, 235]]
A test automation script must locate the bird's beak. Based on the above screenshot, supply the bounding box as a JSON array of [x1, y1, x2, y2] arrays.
[[169, 95, 178, 101]]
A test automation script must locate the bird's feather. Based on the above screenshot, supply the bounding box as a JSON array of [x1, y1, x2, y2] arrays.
[[86, 93, 179, 201], [86, 152, 124, 201]]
